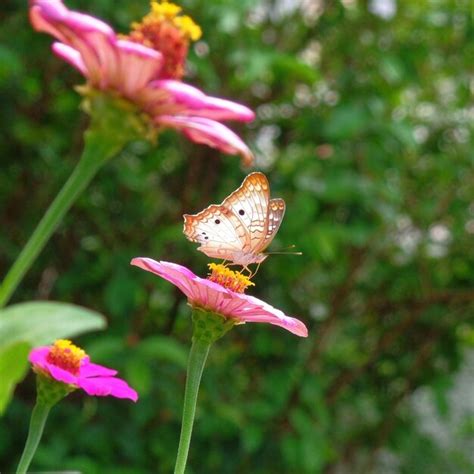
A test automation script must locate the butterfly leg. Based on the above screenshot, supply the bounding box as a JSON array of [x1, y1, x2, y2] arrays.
[[249, 262, 262, 279], [242, 265, 259, 278], [238, 265, 249, 276]]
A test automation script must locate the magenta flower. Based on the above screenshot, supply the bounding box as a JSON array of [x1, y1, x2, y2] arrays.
[[29, 0, 255, 165], [131, 258, 308, 337], [29, 339, 138, 401]]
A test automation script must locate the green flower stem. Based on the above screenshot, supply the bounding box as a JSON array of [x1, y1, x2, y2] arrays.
[[174, 337, 211, 474], [0, 136, 109, 308], [174, 308, 235, 474], [15, 401, 51, 474], [0, 92, 147, 309], [16, 374, 72, 474]]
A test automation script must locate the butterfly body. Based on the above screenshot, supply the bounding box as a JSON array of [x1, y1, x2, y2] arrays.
[[183, 172, 286, 266]]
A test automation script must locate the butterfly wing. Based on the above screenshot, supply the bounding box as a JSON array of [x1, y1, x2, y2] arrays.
[[183, 205, 247, 260], [221, 172, 270, 253], [254, 198, 286, 253], [183, 172, 286, 264]]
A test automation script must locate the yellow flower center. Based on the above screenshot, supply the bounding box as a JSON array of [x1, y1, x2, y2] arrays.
[[207, 263, 255, 294], [46, 339, 86, 375], [125, 1, 202, 80]]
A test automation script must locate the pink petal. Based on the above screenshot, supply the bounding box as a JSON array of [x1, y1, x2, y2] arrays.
[[30, 1, 69, 44], [45, 362, 78, 384], [58, 11, 118, 88], [153, 80, 255, 122], [131, 258, 198, 297], [78, 376, 138, 401], [30, 0, 118, 87], [79, 361, 118, 378], [236, 294, 309, 337], [115, 40, 163, 97], [156, 116, 254, 166], [29, 346, 79, 384], [52, 42, 87, 75], [29, 347, 50, 367]]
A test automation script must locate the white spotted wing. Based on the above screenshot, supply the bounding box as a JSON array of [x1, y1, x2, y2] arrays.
[[183, 172, 286, 266]]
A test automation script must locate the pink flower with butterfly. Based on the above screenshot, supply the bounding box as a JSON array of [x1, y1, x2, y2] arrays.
[[132, 172, 307, 337], [132, 173, 307, 473], [29, 0, 255, 165]]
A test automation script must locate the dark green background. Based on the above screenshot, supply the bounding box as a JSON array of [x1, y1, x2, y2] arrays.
[[1, 0, 473, 472]]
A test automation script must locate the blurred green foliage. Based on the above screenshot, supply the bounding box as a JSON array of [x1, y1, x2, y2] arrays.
[[1, 0, 473, 472]]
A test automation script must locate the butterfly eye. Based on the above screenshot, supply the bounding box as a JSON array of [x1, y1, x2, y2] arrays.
[[215, 219, 221, 224], [239, 209, 245, 216]]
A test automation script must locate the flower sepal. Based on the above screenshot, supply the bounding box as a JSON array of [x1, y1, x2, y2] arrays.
[[35, 372, 75, 408], [191, 307, 236, 345], [78, 87, 158, 148]]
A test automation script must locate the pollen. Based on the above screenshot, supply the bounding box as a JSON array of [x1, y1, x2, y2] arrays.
[[207, 263, 255, 294], [125, 1, 202, 79], [46, 339, 86, 375]]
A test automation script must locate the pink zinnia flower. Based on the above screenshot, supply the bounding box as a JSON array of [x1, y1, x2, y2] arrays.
[[29, 0, 255, 165], [29, 339, 138, 401], [131, 258, 308, 337]]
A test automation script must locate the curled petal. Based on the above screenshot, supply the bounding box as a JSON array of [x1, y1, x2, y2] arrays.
[[30, 0, 118, 86], [52, 42, 87, 75], [156, 116, 254, 166], [57, 11, 118, 88], [154, 80, 255, 122], [30, 0, 69, 43]]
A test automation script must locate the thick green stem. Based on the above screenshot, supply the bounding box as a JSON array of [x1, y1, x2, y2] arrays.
[[15, 401, 51, 474], [173, 308, 235, 474], [174, 337, 211, 474], [0, 134, 114, 308], [0, 91, 146, 309]]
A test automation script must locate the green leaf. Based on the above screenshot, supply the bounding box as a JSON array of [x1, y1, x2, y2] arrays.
[[0, 301, 107, 350], [0, 341, 31, 415]]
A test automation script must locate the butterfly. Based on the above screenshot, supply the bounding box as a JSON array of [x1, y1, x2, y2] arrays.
[[183, 172, 286, 267]]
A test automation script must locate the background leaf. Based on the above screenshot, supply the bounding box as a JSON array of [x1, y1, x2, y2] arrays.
[[0, 342, 30, 415], [0, 301, 106, 350]]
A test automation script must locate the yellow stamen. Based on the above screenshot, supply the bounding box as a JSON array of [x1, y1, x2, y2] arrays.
[[207, 263, 255, 294], [46, 339, 86, 375], [125, 1, 202, 79], [149, 1, 202, 40], [172, 15, 202, 41], [151, 1, 182, 18]]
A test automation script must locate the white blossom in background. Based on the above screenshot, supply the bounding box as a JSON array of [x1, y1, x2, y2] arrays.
[[369, 0, 397, 20]]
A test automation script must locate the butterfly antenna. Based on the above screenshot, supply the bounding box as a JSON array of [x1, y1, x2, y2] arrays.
[[265, 249, 303, 256], [267, 251, 303, 256], [264, 244, 302, 256]]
